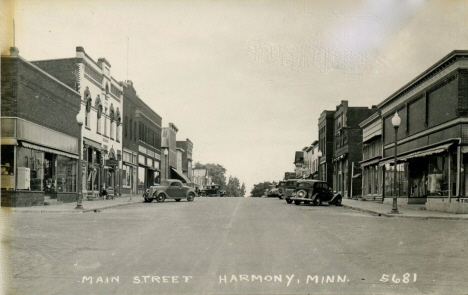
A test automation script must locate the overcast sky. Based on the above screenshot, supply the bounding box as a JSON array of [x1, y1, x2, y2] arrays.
[[4, 0, 468, 194]]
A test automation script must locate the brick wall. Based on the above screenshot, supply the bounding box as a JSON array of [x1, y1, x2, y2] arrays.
[[458, 69, 468, 116], [17, 59, 81, 138], [1, 57, 18, 116], [32, 58, 82, 92]]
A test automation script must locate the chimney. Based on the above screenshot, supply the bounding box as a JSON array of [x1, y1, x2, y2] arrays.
[[9, 47, 19, 56]]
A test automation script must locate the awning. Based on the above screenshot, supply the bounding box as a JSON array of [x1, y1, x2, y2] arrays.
[[84, 138, 102, 150], [352, 173, 362, 179], [360, 156, 381, 167], [21, 141, 79, 159], [379, 143, 453, 166], [171, 167, 191, 183]]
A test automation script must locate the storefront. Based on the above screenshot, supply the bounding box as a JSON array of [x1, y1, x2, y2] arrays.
[[1, 118, 79, 206], [137, 153, 160, 194]]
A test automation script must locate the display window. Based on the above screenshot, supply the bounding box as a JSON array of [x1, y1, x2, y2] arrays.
[[16, 147, 44, 191], [1, 145, 15, 190]]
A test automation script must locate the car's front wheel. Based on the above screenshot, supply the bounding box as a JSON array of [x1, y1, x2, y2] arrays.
[[187, 192, 195, 202], [155, 193, 166, 203], [335, 197, 342, 206], [313, 196, 322, 206], [294, 200, 301, 205]]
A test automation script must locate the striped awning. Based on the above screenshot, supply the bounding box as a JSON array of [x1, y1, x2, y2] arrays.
[[21, 141, 79, 159], [379, 143, 452, 166]]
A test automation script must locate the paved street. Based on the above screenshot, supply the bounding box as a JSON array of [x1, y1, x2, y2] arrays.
[[5, 197, 468, 295]]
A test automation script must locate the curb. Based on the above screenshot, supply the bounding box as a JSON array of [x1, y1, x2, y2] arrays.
[[341, 204, 468, 221], [11, 200, 142, 214]]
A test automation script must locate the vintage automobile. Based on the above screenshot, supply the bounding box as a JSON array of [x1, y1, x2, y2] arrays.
[[143, 179, 196, 203], [266, 184, 280, 198], [284, 179, 299, 204], [290, 179, 342, 206], [199, 184, 226, 197], [277, 181, 287, 199]]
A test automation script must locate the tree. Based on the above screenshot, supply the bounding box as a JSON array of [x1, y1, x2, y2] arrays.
[[240, 183, 246, 198], [195, 162, 227, 188], [226, 176, 245, 197], [250, 181, 277, 198]]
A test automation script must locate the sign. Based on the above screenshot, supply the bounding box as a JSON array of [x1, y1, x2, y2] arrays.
[[106, 159, 119, 166]]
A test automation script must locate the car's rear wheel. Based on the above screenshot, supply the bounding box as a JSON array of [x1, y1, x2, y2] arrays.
[[294, 200, 301, 205], [286, 199, 293, 204], [187, 192, 195, 202], [335, 197, 342, 206], [313, 196, 322, 206], [175, 199, 181, 202], [155, 193, 166, 203]]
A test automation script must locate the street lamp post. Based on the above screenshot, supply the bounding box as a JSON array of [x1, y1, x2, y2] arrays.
[[317, 150, 323, 180], [390, 111, 401, 214], [164, 148, 169, 180], [75, 109, 85, 210]]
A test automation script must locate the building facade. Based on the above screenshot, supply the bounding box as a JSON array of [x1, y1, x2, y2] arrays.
[[1, 48, 81, 206], [360, 111, 383, 201], [161, 123, 189, 183], [333, 100, 377, 198], [376, 50, 468, 213], [318, 110, 335, 186], [294, 151, 306, 178], [193, 168, 211, 187], [33, 46, 124, 199], [302, 141, 319, 179], [176, 139, 194, 182], [122, 80, 162, 195]]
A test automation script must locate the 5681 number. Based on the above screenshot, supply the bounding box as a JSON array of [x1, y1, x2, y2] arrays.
[[380, 273, 417, 284]]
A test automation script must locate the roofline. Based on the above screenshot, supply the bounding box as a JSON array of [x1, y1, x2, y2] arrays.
[[377, 50, 468, 109], [359, 111, 381, 128], [3, 55, 80, 96]]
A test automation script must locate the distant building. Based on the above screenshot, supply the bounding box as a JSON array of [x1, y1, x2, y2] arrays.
[[318, 110, 335, 186], [176, 139, 194, 182], [193, 168, 211, 186], [333, 100, 377, 198]]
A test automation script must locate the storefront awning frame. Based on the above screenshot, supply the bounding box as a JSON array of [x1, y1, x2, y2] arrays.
[[20, 141, 79, 159], [379, 142, 453, 166], [170, 167, 191, 183]]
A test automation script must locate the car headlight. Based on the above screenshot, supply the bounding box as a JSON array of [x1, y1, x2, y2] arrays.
[[297, 190, 306, 197]]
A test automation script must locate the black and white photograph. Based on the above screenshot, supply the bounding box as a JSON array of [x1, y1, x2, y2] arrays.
[[1, 1, 468, 294]]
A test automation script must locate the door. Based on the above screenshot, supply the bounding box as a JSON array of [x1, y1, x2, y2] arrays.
[[166, 181, 184, 198]]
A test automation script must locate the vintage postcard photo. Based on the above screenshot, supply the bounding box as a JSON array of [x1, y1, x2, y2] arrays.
[[1, 0, 468, 294]]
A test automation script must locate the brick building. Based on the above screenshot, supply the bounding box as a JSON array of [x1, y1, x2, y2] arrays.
[[333, 100, 377, 198], [33, 46, 124, 199], [359, 111, 383, 201], [1, 47, 81, 206], [375, 50, 468, 213], [318, 110, 335, 186], [161, 123, 189, 183], [122, 80, 162, 195]]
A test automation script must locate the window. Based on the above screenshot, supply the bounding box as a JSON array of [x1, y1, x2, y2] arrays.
[[170, 182, 181, 187], [110, 121, 114, 139], [134, 122, 137, 142], [116, 125, 120, 141], [129, 118, 132, 139], [124, 117, 128, 137], [104, 111, 108, 136], [85, 110, 90, 128], [97, 113, 101, 134]]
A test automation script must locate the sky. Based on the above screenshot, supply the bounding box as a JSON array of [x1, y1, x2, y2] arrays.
[[2, 0, 468, 194]]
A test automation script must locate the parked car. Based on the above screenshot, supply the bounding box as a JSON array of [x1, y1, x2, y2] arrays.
[[284, 179, 299, 204], [277, 181, 287, 199], [290, 180, 342, 206], [199, 184, 226, 197], [143, 179, 196, 203], [266, 184, 280, 198]]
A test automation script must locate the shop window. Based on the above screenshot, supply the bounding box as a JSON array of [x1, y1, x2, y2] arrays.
[[138, 166, 146, 192], [1, 145, 15, 190], [16, 147, 45, 191], [56, 155, 77, 192], [427, 153, 456, 197]]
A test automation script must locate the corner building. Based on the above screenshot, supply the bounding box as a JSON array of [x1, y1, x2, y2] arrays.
[[376, 50, 468, 213], [1, 48, 81, 206]]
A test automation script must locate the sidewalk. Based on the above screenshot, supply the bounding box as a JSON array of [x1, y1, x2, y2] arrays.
[[10, 194, 143, 213], [342, 198, 468, 220]]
